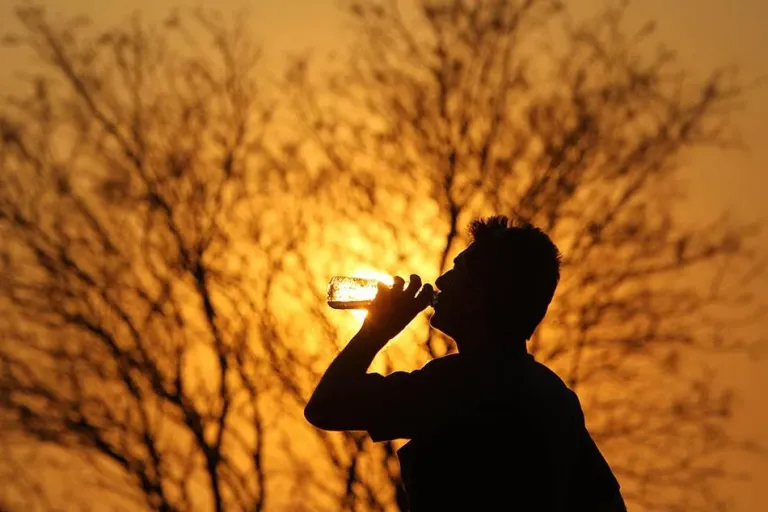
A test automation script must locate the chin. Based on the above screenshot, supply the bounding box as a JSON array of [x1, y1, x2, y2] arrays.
[[429, 311, 453, 338], [429, 310, 442, 330]]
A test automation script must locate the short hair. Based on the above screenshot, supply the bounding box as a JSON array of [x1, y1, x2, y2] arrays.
[[466, 215, 561, 340]]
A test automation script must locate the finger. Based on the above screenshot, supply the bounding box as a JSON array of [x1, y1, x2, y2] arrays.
[[407, 274, 422, 296], [415, 283, 434, 307], [376, 281, 390, 297], [391, 275, 405, 292]]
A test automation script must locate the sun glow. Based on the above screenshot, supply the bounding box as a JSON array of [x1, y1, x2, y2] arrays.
[[347, 267, 395, 322]]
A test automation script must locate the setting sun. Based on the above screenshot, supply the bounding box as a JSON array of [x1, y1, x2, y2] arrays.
[[2, 1, 766, 511], [346, 268, 395, 321]]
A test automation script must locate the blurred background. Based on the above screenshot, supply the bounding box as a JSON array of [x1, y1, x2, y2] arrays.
[[0, 1, 766, 510]]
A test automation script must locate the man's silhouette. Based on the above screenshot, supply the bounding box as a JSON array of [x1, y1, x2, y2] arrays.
[[305, 216, 626, 511]]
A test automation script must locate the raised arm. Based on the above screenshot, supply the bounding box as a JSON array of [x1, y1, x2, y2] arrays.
[[304, 328, 388, 430], [304, 275, 434, 432]]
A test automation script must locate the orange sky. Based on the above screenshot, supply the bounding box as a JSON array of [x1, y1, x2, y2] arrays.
[[1, 0, 766, 509]]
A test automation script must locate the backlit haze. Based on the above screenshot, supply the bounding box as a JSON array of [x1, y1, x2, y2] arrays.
[[0, 0, 766, 510]]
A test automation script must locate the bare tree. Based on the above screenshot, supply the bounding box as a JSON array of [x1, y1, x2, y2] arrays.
[[0, 6, 342, 511], [0, 5, 416, 511], [284, 0, 766, 511], [1, 1, 765, 512]]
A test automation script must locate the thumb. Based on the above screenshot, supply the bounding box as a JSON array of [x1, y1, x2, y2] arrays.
[[414, 283, 434, 309]]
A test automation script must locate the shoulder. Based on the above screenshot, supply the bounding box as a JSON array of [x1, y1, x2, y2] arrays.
[[528, 359, 583, 413], [530, 359, 573, 392]]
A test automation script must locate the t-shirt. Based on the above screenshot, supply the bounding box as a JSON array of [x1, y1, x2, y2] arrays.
[[362, 346, 620, 511]]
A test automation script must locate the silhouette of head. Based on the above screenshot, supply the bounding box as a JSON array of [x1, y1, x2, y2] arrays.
[[431, 215, 561, 350]]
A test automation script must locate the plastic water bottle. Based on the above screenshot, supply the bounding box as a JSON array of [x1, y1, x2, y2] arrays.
[[326, 276, 439, 310]]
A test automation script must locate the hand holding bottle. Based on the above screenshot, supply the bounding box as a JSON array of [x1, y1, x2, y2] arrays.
[[359, 274, 434, 342], [327, 275, 439, 309]]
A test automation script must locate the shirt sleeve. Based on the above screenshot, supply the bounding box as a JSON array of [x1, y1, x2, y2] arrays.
[[361, 355, 459, 442]]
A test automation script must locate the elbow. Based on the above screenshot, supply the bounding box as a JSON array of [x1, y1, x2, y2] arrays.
[[304, 396, 333, 430], [305, 378, 369, 431], [303, 400, 321, 428], [305, 392, 356, 431]]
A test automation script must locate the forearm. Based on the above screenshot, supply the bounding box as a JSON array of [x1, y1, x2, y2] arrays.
[[304, 329, 388, 430]]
